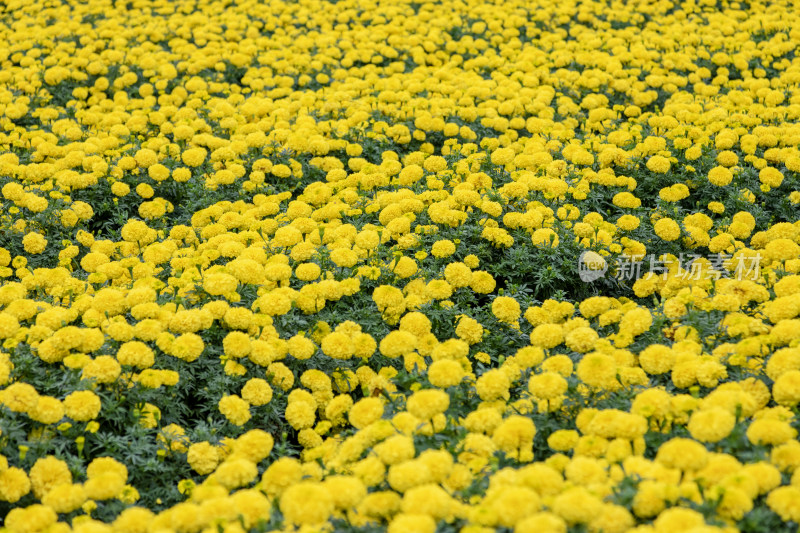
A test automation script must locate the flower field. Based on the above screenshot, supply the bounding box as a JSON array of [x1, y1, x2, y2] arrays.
[[2, 0, 800, 531]]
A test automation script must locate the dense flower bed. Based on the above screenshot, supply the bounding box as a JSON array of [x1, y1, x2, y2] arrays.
[[1, 0, 800, 531]]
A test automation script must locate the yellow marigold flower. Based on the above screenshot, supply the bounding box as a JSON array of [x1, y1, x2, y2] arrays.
[[655, 437, 708, 471], [516, 512, 567, 533], [241, 378, 273, 406], [469, 271, 496, 294], [41, 483, 86, 513], [0, 382, 39, 413], [85, 458, 127, 487], [767, 486, 800, 522], [407, 389, 449, 421], [616, 214, 640, 231], [231, 430, 274, 465], [398, 165, 424, 185], [530, 323, 564, 349], [223, 331, 251, 359], [116, 341, 155, 369], [422, 155, 447, 173], [454, 315, 483, 344], [320, 331, 355, 359], [576, 352, 619, 390], [377, 330, 415, 359], [716, 150, 739, 167], [547, 430, 579, 452], [652, 507, 705, 532], [280, 481, 335, 525], [63, 390, 101, 421], [646, 155, 670, 173], [483, 484, 541, 527], [30, 396, 65, 424], [203, 272, 238, 297], [295, 263, 321, 281], [747, 418, 797, 446], [427, 359, 465, 388], [173, 167, 192, 182], [219, 395, 251, 426], [427, 279, 452, 300], [431, 239, 456, 258], [331, 248, 359, 269], [82, 355, 121, 384], [688, 407, 736, 443], [181, 147, 207, 167], [388, 513, 436, 533], [564, 327, 598, 353], [170, 333, 204, 362], [22, 232, 47, 254], [29, 456, 72, 499], [653, 218, 681, 241], [551, 486, 603, 524], [148, 163, 170, 182], [492, 296, 521, 323], [285, 399, 316, 430], [490, 147, 515, 166], [84, 472, 126, 500], [138, 403, 160, 429], [267, 362, 295, 390], [529, 371, 568, 400], [374, 434, 416, 466], [349, 397, 384, 429], [492, 415, 536, 461], [323, 475, 367, 511], [619, 307, 652, 337], [284, 334, 315, 360], [215, 458, 258, 489], [373, 285, 406, 323], [630, 388, 671, 420], [514, 346, 548, 371], [0, 468, 31, 503], [390, 255, 417, 278], [460, 253, 479, 268], [638, 344, 674, 375], [324, 394, 353, 427], [0, 312, 19, 340], [708, 166, 733, 186], [260, 457, 303, 498], [475, 369, 510, 401], [134, 148, 158, 168], [773, 370, 800, 406], [532, 228, 559, 247], [589, 504, 634, 533]]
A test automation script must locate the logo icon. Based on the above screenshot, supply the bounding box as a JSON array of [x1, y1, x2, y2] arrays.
[[578, 251, 608, 282]]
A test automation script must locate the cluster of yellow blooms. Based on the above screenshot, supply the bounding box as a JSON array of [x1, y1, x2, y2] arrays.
[[1, 0, 800, 531]]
